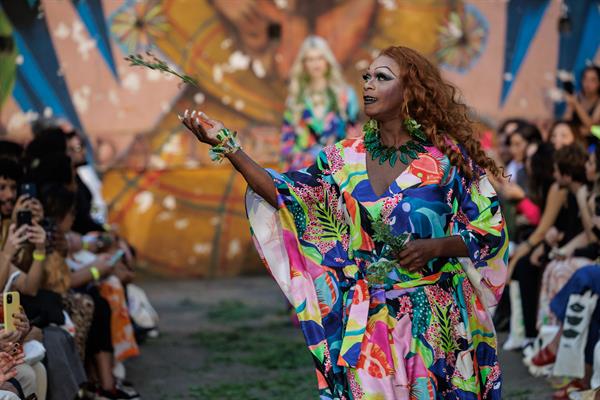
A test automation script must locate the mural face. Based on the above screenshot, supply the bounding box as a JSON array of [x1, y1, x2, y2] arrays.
[[0, 0, 598, 276]]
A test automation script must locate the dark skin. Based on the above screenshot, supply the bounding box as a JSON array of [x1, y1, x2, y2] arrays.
[[362, 55, 469, 271], [181, 55, 469, 272]]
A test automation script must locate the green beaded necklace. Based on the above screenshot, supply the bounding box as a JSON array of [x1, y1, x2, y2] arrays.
[[363, 118, 428, 167]]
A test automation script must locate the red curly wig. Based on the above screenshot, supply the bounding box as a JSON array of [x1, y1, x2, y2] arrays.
[[381, 46, 502, 179]]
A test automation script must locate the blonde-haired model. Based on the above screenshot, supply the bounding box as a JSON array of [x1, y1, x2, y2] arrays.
[[282, 36, 359, 171]]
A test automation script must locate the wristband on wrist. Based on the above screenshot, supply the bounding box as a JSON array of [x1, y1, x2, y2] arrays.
[[82, 235, 93, 251], [89, 266, 101, 281], [208, 128, 242, 163], [32, 250, 46, 262]]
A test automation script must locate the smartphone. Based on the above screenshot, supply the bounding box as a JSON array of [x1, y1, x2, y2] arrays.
[[16, 210, 32, 228], [3, 292, 20, 332], [19, 183, 37, 199], [108, 249, 126, 267], [563, 80, 575, 95]]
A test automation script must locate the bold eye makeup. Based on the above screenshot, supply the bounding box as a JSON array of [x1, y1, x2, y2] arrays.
[[376, 72, 392, 81], [362, 71, 393, 83]]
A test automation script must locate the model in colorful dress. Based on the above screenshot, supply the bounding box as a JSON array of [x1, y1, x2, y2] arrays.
[[180, 46, 508, 399], [282, 36, 359, 171]]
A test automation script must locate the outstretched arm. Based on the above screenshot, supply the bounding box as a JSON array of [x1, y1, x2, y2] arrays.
[[226, 149, 277, 208], [180, 110, 277, 208]]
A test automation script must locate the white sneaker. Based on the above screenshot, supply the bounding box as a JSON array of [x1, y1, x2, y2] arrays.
[[522, 337, 536, 348], [502, 334, 524, 351]]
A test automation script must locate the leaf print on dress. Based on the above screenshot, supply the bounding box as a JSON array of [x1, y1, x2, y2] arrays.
[[295, 179, 349, 257], [314, 272, 339, 316]]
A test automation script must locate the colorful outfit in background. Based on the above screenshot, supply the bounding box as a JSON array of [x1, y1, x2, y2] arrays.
[[247, 138, 508, 399], [99, 276, 140, 362], [537, 257, 592, 327], [281, 87, 359, 171]]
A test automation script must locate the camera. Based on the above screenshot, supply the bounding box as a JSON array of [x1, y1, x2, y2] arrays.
[[6, 294, 12, 304]]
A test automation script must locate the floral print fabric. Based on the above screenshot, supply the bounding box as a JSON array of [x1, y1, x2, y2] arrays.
[[246, 138, 508, 399]]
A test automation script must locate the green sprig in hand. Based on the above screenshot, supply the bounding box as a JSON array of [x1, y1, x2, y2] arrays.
[[365, 217, 411, 287], [125, 52, 198, 87]]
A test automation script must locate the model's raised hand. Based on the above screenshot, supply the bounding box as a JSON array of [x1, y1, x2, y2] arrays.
[[177, 109, 277, 208], [179, 109, 223, 146]]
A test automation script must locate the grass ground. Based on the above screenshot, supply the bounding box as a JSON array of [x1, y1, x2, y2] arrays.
[[126, 277, 554, 399]]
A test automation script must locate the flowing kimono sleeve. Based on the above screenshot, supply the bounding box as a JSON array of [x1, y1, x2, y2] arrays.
[[450, 169, 509, 306], [246, 146, 352, 390], [245, 145, 350, 308]]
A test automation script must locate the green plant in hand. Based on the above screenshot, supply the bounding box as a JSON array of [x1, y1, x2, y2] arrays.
[[366, 217, 410, 287], [125, 52, 198, 87]]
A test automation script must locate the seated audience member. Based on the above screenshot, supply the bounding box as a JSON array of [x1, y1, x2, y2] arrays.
[[531, 266, 600, 399], [0, 158, 23, 242], [0, 156, 84, 400], [537, 144, 600, 327], [39, 184, 138, 400], [506, 144, 587, 349], [65, 128, 108, 230], [28, 121, 106, 235], [493, 142, 556, 331], [497, 123, 542, 243], [0, 222, 48, 400], [0, 338, 20, 400], [495, 118, 530, 165], [0, 142, 23, 163], [549, 120, 583, 151]]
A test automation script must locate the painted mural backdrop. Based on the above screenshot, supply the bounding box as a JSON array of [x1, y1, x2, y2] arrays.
[[0, 0, 598, 277]]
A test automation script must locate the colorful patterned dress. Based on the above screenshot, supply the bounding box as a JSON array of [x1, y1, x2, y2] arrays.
[[247, 137, 508, 399], [281, 87, 359, 171]]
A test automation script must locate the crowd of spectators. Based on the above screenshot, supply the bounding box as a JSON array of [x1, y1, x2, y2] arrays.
[[0, 118, 158, 400], [491, 65, 600, 400]]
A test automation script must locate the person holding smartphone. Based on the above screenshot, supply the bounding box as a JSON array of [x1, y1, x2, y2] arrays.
[[564, 66, 600, 140], [0, 159, 46, 294], [38, 183, 139, 400]]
